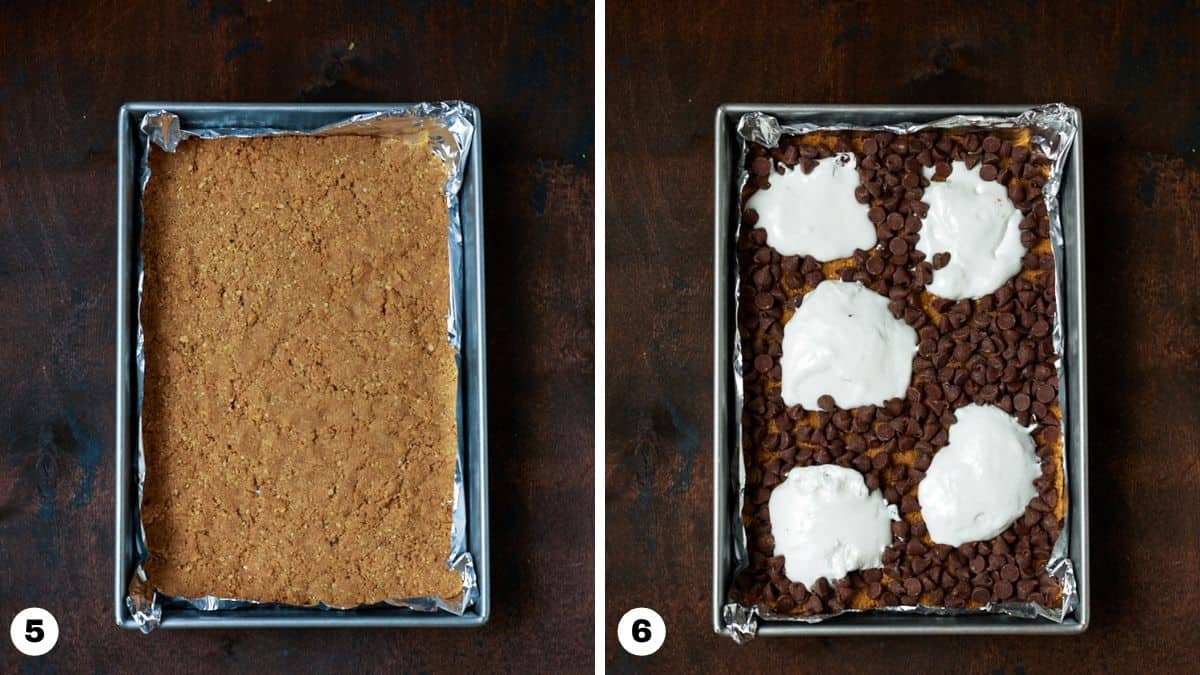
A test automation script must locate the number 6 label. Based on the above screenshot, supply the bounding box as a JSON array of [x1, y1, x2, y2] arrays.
[[9, 608, 58, 656], [617, 607, 665, 656]]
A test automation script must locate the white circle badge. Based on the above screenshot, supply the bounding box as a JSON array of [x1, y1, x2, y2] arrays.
[[617, 607, 665, 656], [10, 608, 58, 656]]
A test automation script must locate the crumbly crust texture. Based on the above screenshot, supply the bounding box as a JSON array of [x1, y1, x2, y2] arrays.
[[140, 134, 461, 606]]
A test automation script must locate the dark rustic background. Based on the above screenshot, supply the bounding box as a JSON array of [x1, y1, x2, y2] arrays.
[[0, 1, 593, 672], [607, 0, 1197, 672]]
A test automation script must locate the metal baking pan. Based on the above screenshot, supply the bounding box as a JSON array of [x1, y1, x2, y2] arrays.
[[712, 104, 1088, 636], [114, 102, 489, 629]]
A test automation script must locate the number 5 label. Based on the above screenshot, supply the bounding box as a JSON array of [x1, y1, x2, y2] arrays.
[[9, 608, 58, 656], [617, 607, 665, 656]]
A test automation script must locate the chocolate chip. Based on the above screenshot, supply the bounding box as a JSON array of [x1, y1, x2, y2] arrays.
[[868, 206, 886, 224], [866, 256, 890, 277], [903, 578, 922, 597], [817, 394, 836, 412], [868, 451, 888, 473], [876, 421, 897, 441], [1013, 393, 1031, 411], [881, 485, 901, 506], [803, 594, 824, 614], [754, 355, 773, 373], [918, 338, 940, 358], [851, 452, 872, 472], [934, 161, 951, 179], [970, 556, 986, 574], [812, 577, 833, 600], [752, 266, 774, 289], [979, 164, 998, 181], [1022, 509, 1041, 527], [752, 156, 772, 177], [1040, 572, 1059, 590], [889, 237, 909, 255], [931, 252, 951, 270], [1001, 564, 1020, 582], [971, 587, 992, 604]]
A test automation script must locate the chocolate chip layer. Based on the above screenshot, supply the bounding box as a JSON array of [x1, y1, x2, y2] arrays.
[[735, 128, 1065, 616]]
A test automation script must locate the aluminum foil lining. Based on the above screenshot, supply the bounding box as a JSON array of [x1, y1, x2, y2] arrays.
[[723, 104, 1080, 643], [126, 103, 477, 633]]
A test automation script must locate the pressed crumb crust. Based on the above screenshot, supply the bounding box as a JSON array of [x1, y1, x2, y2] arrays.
[[140, 134, 461, 606]]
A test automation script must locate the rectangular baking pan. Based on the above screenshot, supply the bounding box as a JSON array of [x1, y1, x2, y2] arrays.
[[114, 102, 489, 629], [712, 104, 1088, 636]]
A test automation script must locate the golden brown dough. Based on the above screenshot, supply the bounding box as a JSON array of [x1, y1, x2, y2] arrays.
[[140, 133, 460, 606]]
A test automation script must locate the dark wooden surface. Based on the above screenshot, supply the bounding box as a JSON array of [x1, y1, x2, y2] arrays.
[[607, 1, 1198, 672], [0, 1, 593, 672]]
